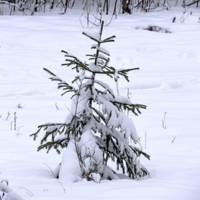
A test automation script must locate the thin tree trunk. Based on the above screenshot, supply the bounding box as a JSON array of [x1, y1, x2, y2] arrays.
[[34, 0, 38, 12], [43, 0, 46, 12], [71, 0, 75, 8], [103, 0, 109, 14], [186, 0, 200, 6], [64, 0, 69, 13], [50, 0, 55, 9], [113, 0, 118, 16], [13, 0, 16, 11], [122, 0, 131, 13], [106, 0, 109, 14], [10, 5, 13, 15], [103, 0, 106, 12]]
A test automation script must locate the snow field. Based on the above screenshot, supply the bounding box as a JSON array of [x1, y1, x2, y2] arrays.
[[0, 8, 200, 200]]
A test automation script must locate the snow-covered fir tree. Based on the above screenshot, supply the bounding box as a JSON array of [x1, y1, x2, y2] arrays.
[[31, 21, 150, 183]]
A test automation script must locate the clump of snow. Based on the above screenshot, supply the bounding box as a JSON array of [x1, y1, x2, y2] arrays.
[[59, 131, 103, 183], [0, 183, 24, 200], [83, 30, 100, 42], [3, 191, 24, 200], [59, 142, 82, 183], [91, 44, 110, 56], [90, 173, 101, 183], [100, 165, 119, 180], [89, 62, 102, 72]]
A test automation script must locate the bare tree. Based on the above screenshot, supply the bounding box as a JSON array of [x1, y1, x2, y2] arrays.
[[103, 0, 109, 14], [122, 0, 131, 14]]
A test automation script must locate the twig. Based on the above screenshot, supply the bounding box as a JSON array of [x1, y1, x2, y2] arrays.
[[79, 10, 85, 28], [14, 112, 17, 130], [145, 132, 147, 149], [6, 112, 10, 121], [187, 0, 200, 6], [44, 163, 65, 193], [172, 136, 176, 143], [55, 103, 59, 110], [19, 187, 34, 196], [84, 16, 99, 27], [17, 126, 24, 135], [162, 112, 167, 129], [116, 80, 119, 96]]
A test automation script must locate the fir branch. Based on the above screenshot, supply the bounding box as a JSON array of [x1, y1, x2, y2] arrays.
[[112, 101, 147, 116], [31, 123, 71, 153], [30, 126, 43, 140], [43, 68, 56, 76], [94, 79, 115, 98], [87, 54, 109, 63], [91, 107, 106, 124], [60, 51, 139, 82], [117, 68, 140, 82], [81, 66, 139, 82], [61, 51, 90, 72], [82, 32, 100, 43], [101, 35, 116, 43], [130, 146, 150, 160], [43, 68, 77, 96]]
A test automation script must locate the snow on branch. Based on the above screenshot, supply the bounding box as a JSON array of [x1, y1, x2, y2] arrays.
[[82, 30, 100, 43], [114, 67, 140, 82], [91, 44, 110, 56], [89, 62, 102, 72], [94, 79, 115, 98]]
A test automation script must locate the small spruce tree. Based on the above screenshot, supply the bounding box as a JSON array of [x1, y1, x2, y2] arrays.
[[31, 21, 150, 182]]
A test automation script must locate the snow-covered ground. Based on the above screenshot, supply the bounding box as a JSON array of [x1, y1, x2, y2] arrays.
[[0, 7, 200, 200]]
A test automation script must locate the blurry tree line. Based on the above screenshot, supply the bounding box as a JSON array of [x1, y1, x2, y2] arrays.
[[0, 0, 199, 15]]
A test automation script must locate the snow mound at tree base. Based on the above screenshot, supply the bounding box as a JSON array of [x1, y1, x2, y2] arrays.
[[57, 135, 120, 183], [58, 142, 82, 183]]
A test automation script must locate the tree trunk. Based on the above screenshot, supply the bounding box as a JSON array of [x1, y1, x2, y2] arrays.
[[34, 0, 38, 12], [122, 0, 131, 14], [64, 0, 69, 13], [106, 0, 109, 14], [103, 0, 109, 14], [113, 0, 118, 16], [13, 0, 16, 12], [50, 0, 55, 9]]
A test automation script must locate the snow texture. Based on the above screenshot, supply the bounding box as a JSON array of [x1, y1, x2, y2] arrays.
[[0, 6, 200, 200]]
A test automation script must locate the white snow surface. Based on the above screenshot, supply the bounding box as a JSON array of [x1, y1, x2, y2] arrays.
[[0, 7, 200, 200]]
